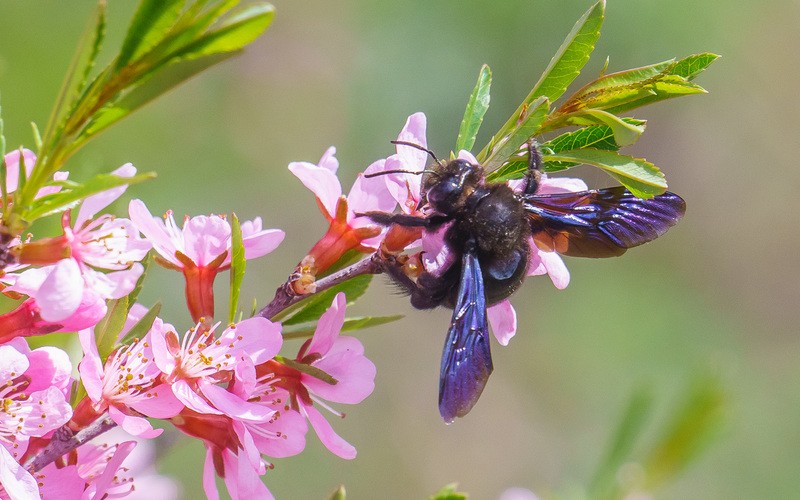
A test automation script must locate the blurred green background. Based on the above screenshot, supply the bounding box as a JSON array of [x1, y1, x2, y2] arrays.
[[1, 0, 798, 498]]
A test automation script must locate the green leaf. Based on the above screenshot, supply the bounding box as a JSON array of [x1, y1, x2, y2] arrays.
[[169, 4, 275, 61], [282, 315, 404, 340], [276, 356, 337, 385], [527, 0, 605, 103], [118, 302, 162, 347], [481, 96, 549, 170], [22, 171, 156, 222], [544, 149, 666, 198], [40, 1, 106, 166], [477, 0, 604, 165], [589, 387, 655, 500], [429, 483, 467, 500], [147, 0, 238, 59], [127, 252, 152, 309], [279, 275, 373, 326], [641, 375, 725, 490], [554, 57, 712, 117], [557, 109, 645, 147], [455, 64, 491, 153], [94, 297, 130, 361], [547, 120, 641, 152], [116, 0, 185, 69], [485, 120, 645, 183], [229, 213, 246, 323], [672, 53, 720, 81], [328, 485, 346, 500], [79, 51, 236, 142]]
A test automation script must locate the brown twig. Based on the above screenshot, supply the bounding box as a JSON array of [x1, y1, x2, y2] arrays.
[[25, 414, 117, 472], [259, 254, 386, 320]]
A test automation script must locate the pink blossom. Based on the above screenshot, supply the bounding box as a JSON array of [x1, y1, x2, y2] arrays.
[[0, 276, 108, 341], [289, 147, 397, 244], [151, 317, 282, 422], [228, 362, 309, 461], [0, 341, 72, 459], [7, 164, 149, 324], [77, 309, 184, 438], [262, 293, 376, 459], [286, 147, 397, 283], [129, 200, 284, 321]]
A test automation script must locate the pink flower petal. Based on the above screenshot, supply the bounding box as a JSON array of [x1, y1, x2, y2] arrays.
[[200, 382, 274, 422], [317, 146, 339, 173], [422, 223, 455, 277], [182, 215, 230, 266], [129, 384, 184, 419], [347, 158, 397, 216], [128, 200, 181, 267], [306, 293, 346, 356], [288, 152, 342, 218], [3, 149, 36, 194], [456, 150, 479, 164], [395, 112, 429, 168], [109, 405, 162, 439], [0, 445, 40, 500], [86, 440, 136, 499], [203, 449, 220, 500], [0, 345, 30, 382], [488, 300, 517, 346], [171, 379, 222, 415], [537, 175, 588, 194], [37, 259, 83, 321], [36, 463, 82, 500], [242, 228, 284, 261], [220, 449, 274, 500], [306, 337, 376, 404], [246, 408, 307, 458], [77, 329, 104, 402], [75, 163, 136, 227], [221, 317, 282, 365], [303, 404, 356, 459], [539, 250, 570, 289], [18, 387, 72, 437], [23, 345, 73, 395]]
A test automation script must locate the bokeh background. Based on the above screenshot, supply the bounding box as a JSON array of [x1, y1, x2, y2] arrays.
[[1, 0, 798, 498]]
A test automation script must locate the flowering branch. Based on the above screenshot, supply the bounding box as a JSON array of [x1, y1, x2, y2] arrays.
[[25, 414, 117, 472], [259, 253, 386, 320]]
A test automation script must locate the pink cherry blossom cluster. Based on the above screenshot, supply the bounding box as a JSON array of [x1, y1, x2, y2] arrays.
[[0, 149, 376, 499], [0, 112, 579, 499]]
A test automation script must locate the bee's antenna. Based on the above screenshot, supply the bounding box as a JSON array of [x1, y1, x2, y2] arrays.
[[363, 168, 436, 179], [391, 140, 440, 164]]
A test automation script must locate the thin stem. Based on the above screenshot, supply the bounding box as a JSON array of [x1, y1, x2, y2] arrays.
[[25, 414, 117, 472], [259, 253, 386, 320]]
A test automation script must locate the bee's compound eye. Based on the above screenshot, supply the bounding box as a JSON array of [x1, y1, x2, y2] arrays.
[[427, 178, 461, 211]]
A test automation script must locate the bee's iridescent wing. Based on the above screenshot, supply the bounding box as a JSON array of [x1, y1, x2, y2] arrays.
[[523, 187, 686, 257], [438, 243, 493, 423]]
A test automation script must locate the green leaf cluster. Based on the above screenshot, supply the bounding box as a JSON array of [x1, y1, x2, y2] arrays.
[[6, 0, 275, 234], [454, 0, 717, 198]]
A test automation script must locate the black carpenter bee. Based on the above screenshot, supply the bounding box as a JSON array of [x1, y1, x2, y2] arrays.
[[364, 140, 685, 423]]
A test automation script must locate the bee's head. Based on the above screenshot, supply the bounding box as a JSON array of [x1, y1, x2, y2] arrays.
[[422, 159, 484, 214]]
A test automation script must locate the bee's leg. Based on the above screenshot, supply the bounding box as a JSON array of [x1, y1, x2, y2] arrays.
[[380, 255, 447, 309], [360, 211, 450, 229], [523, 139, 543, 196]]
